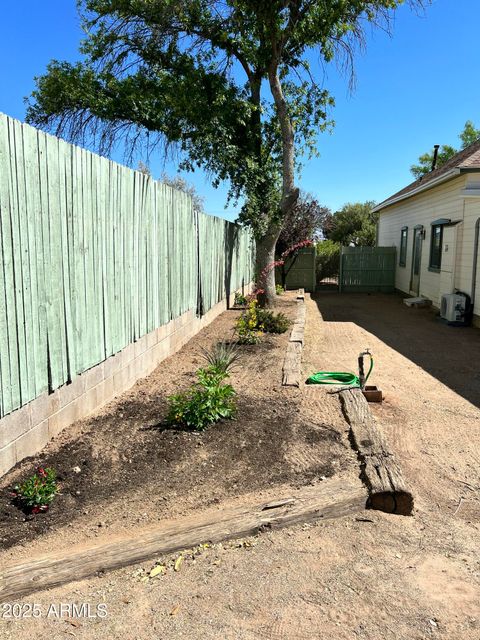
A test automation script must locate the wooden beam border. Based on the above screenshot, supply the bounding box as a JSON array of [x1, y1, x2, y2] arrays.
[[0, 476, 367, 602], [340, 388, 414, 516], [282, 289, 306, 387]]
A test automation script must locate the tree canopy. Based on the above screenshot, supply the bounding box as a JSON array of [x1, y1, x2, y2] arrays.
[[27, 0, 424, 303], [410, 120, 480, 179], [276, 194, 330, 257], [323, 201, 378, 246]]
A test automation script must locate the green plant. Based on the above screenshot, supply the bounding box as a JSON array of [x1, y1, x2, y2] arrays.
[[234, 292, 247, 307], [316, 239, 340, 282], [236, 299, 261, 344], [236, 298, 291, 340], [13, 467, 58, 514], [166, 368, 236, 431], [275, 284, 285, 295], [200, 341, 241, 376], [257, 309, 291, 334]]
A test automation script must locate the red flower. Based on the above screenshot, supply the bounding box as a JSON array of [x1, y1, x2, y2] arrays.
[[37, 467, 47, 477]]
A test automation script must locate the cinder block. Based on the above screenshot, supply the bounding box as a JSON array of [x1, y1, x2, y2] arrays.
[[30, 392, 51, 426], [152, 340, 169, 365], [0, 404, 31, 449], [156, 323, 169, 343], [113, 366, 130, 395], [172, 315, 183, 333], [93, 379, 107, 409], [81, 386, 98, 417], [103, 351, 123, 379], [124, 362, 137, 389], [101, 376, 116, 405], [84, 362, 104, 390], [0, 443, 16, 476], [48, 400, 81, 439], [134, 335, 148, 358], [121, 342, 135, 365], [145, 348, 158, 373], [56, 375, 86, 409], [146, 329, 158, 349], [15, 420, 49, 462]]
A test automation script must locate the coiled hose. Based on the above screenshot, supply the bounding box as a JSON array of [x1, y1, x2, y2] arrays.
[[306, 355, 374, 388]]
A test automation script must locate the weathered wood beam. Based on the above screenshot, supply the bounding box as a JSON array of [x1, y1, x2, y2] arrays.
[[0, 477, 367, 602], [282, 290, 306, 386], [340, 388, 414, 516]]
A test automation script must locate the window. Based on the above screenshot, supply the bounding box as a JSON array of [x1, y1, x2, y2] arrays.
[[399, 227, 408, 266], [429, 224, 443, 271]]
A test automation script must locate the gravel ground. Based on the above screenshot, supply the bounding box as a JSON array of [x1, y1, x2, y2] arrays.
[[1, 292, 479, 640]]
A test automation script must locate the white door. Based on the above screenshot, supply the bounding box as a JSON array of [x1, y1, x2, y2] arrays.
[[439, 225, 457, 296]]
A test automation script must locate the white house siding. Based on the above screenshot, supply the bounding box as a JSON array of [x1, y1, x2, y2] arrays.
[[376, 175, 476, 308], [457, 193, 480, 316]]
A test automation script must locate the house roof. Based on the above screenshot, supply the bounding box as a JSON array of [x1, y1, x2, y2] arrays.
[[373, 139, 480, 213]]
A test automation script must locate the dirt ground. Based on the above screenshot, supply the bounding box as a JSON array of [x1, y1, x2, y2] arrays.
[[1, 292, 480, 640], [0, 293, 353, 552]]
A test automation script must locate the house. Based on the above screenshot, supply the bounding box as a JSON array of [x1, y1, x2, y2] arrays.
[[374, 141, 480, 323]]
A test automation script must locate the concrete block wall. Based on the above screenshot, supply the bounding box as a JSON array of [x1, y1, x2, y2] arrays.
[[0, 286, 251, 477]]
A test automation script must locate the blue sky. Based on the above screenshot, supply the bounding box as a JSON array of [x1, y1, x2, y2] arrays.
[[0, 1, 479, 220]]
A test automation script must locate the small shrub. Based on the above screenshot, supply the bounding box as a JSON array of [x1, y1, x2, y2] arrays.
[[275, 284, 285, 295], [166, 369, 236, 431], [236, 299, 291, 340], [236, 299, 261, 344], [234, 292, 247, 306], [257, 309, 291, 334], [13, 467, 58, 514], [200, 341, 241, 375], [316, 239, 340, 281]]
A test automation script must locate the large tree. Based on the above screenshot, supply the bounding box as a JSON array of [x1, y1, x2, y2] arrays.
[[27, 0, 422, 305], [410, 120, 480, 179], [276, 194, 330, 286], [323, 201, 378, 246]]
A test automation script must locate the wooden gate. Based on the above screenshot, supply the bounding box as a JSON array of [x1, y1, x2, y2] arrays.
[[339, 246, 396, 293]]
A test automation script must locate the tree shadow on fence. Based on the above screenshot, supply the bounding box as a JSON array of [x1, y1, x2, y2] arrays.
[[224, 223, 239, 308]]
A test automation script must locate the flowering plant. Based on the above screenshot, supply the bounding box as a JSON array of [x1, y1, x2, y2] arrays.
[[236, 298, 262, 344], [254, 240, 314, 298], [12, 467, 58, 514]]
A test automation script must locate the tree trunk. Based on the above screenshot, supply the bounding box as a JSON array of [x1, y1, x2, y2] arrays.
[[256, 228, 280, 307], [268, 66, 299, 217]]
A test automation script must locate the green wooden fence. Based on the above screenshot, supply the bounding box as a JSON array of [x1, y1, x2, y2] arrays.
[[0, 113, 254, 418], [275, 246, 316, 292], [339, 246, 396, 293]]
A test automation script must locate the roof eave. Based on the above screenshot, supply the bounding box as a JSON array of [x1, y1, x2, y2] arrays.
[[373, 168, 462, 213]]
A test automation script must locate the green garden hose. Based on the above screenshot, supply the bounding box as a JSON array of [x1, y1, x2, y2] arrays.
[[306, 354, 374, 388]]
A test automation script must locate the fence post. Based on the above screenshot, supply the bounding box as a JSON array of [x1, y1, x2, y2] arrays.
[[339, 247, 344, 293]]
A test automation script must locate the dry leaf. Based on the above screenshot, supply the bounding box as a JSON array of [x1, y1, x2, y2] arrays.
[[149, 564, 166, 578], [174, 556, 184, 572]]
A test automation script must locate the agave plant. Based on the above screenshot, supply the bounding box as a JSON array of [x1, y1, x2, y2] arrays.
[[200, 341, 241, 376]]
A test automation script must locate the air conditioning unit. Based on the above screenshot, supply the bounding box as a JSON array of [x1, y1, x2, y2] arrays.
[[440, 292, 471, 325]]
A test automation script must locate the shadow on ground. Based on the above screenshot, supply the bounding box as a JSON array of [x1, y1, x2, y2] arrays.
[[312, 291, 480, 409]]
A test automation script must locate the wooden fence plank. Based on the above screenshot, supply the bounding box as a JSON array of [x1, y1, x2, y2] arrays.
[[3, 120, 21, 411], [0, 113, 254, 419], [0, 116, 14, 414]]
